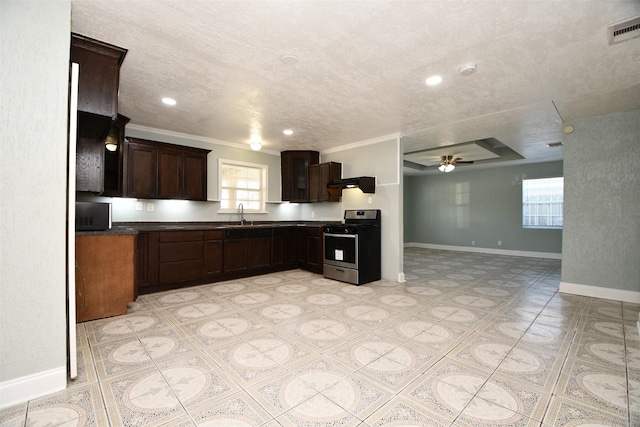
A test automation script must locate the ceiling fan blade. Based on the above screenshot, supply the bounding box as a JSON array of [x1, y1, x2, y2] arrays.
[[454, 160, 474, 164]]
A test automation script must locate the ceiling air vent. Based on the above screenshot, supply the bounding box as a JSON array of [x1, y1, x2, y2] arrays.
[[608, 15, 640, 45]]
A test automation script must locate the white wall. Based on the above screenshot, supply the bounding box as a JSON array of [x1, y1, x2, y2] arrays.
[[318, 136, 403, 282], [0, 1, 70, 406]]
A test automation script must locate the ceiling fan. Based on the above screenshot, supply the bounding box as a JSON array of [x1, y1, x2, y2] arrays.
[[438, 155, 474, 172]]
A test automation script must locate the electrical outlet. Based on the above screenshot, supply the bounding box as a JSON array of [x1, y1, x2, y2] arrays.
[[472, 240, 475, 246], [135, 202, 143, 211], [147, 203, 154, 212], [311, 211, 315, 218], [498, 240, 502, 246], [368, 197, 373, 204]]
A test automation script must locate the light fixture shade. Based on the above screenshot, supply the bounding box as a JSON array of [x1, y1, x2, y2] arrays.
[[250, 141, 262, 151], [438, 164, 446, 172], [105, 142, 118, 152], [445, 164, 455, 172]]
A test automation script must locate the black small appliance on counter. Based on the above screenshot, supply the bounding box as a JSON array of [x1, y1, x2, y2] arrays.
[[75, 201, 111, 231]]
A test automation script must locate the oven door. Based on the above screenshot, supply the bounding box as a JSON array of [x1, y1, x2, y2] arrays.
[[323, 233, 358, 269]]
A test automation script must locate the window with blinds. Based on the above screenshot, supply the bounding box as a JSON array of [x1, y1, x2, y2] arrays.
[[522, 177, 564, 229], [219, 159, 267, 212]]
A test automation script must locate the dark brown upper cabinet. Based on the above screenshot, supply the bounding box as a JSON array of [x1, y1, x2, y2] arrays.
[[281, 151, 319, 202], [71, 33, 127, 139], [124, 137, 210, 201], [310, 162, 342, 202]]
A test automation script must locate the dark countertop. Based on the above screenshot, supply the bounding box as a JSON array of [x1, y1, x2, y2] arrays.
[[75, 228, 138, 237], [76, 221, 338, 236]]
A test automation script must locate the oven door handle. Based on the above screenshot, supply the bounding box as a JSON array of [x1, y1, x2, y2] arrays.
[[324, 233, 357, 238]]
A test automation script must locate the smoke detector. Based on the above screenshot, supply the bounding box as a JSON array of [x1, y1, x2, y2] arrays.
[[608, 15, 640, 45], [459, 63, 477, 76]]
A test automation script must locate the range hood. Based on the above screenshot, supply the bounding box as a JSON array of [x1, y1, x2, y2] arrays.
[[328, 176, 375, 193]]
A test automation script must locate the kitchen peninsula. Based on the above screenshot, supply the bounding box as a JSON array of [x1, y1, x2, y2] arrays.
[[79, 221, 334, 310]]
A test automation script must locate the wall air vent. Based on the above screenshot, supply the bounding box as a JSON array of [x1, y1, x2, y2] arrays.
[[608, 15, 640, 45]]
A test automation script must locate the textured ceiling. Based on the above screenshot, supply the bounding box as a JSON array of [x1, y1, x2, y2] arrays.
[[70, 1, 640, 174]]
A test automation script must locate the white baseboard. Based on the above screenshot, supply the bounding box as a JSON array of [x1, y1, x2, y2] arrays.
[[559, 281, 640, 304], [404, 242, 562, 260], [0, 366, 66, 410]]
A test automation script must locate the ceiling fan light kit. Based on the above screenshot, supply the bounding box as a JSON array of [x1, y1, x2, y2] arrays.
[[439, 163, 455, 172]]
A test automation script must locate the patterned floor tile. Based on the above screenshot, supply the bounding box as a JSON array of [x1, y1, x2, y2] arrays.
[[363, 396, 450, 427], [6, 248, 637, 427], [543, 396, 629, 426], [556, 359, 632, 420], [8, 384, 107, 427]]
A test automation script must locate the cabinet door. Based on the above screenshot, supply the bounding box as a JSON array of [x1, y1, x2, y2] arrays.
[[249, 238, 272, 269], [76, 136, 104, 193], [291, 155, 311, 202], [184, 151, 208, 201], [158, 148, 183, 199], [280, 151, 319, 202], [204, 230, 224, 277], [204, 240, 224, 277], [305, 234, 323, 273], [126, 142, 157, 198], [320, 162, 342, 202], [224, 239, 249, 273], [309, 164, 320, 202]]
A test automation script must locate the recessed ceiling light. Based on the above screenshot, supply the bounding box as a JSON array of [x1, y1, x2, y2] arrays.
[[162, 97, 176, 106], [280, 54, 298, 65], [425, 75, 442, 86], [283, 129, 293, 136]]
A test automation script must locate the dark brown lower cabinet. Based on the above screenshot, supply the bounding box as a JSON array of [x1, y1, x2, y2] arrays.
[[155, 231, 204, 285], [138, 225, 323, 294], [272, 227, 295, 267]]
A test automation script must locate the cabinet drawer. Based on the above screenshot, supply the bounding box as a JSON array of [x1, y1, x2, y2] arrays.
[[205, 230, 224, 240], [159, 241, 203, 262], [159, 260, 202, 284], [159, 231, 204, 242]]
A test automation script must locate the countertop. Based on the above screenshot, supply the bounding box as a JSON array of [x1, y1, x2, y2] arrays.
[[76, 221, 337, 236]]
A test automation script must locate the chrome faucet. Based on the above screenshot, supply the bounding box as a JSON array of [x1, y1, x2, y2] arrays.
[[237, 203, 246, 225]]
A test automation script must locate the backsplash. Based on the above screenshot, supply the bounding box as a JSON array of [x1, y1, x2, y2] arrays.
[[76, 195, 303, 223]]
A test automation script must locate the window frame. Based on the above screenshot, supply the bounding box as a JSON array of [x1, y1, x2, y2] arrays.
[[522, 176, 564, 230], [218, 158, 268, 214]]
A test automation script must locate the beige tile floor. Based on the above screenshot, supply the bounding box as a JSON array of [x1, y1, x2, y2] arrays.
[[1, 248, 639, 426]]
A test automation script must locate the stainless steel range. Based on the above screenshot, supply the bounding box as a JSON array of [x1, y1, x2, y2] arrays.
[[323, 209, 381, 285]]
